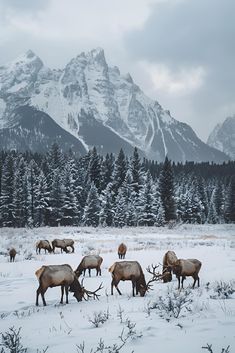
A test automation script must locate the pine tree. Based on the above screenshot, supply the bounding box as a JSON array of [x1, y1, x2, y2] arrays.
[[130, 147, 143, 195], [99, 183, 114, 226], [48, 170, 63, 226], [0, 154, 15, 227], [138, 171, 156, 226], [83, 183, 100, 227], [35, 171, 49, 226], [224, 176, 235, 223], [61, 162, 79, 226], [112, 149, 127, 194], [159, 157, 177, 222], [87, 147, 101, 191]]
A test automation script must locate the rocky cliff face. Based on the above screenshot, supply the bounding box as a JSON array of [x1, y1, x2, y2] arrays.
[[0, 48, 229, 162], [207, 116, 235, 159]]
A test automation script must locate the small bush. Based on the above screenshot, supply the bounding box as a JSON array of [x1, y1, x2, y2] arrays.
[[0, 326, 27, 353], [89, 309, 110, 328], [210, 281, 235, 299], [148, 287, 193, 319], [202, 343, 230, 353]]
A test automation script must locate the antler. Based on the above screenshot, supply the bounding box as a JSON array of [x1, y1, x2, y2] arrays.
[[83, 283, 103, 301], [146, 264, 165, 290]]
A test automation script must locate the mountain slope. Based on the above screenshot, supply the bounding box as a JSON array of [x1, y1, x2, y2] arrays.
[[0, 106, 87, 154], [0, 48, 230, 162], [207, 116, 235, 159]]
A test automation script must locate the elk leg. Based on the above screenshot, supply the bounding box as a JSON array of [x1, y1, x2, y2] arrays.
[[89, 269, 91, 277], [83, 269, 86, 276], [197, 276, 200, 287], [111, 279, 122, 295], [65, 286, 69, 304], [71, 245, 74, 253], [99, 268, 101, 276], [177, 276, 180, 290], [44, 249, 46, 254], [60, 286, 64, 304], [36, 287, 40, 306], [181, 276, 185, 289]]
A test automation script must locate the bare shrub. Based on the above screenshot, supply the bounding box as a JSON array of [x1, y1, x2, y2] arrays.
[[76, 319, 141, 352], [210, 281, 235, 299], [0, 327, 27, 353], [202, 343, 230, 353], [88, 309, 110, 328], [148, 287, 193, 319]]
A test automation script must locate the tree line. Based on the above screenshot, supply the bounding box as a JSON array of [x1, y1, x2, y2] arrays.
[[0, 144, 234, 228]]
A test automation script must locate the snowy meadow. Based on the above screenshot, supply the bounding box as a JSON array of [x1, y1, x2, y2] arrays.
[[0, 224, 234, 353]]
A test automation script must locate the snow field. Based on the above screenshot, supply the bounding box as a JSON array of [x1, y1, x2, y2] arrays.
[[0, 224, 234, 353]]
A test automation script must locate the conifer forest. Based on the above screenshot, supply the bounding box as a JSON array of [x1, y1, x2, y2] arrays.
[[0, 144, 234, 228]]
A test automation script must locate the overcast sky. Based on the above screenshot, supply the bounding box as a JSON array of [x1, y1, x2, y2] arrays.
[[0, 0, 234, 142]]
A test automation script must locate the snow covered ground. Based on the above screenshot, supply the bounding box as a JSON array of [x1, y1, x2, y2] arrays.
[[0, 224, 234, 353]]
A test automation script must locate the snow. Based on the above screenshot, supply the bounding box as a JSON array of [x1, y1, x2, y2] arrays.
[[7, 81, 28, 93], [0, 224, 234, 353]]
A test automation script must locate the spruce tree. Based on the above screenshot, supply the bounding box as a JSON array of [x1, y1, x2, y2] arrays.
[[224, 176, 235, 223], [35, 171, 49, 226], [159, 157, 177, 222], [83, 183, 100, 227], [0, 154, 15, 226], [112, 149, 127, 194]]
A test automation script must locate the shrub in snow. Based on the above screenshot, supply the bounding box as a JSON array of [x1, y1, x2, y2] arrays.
[[147, 287, 193, 319], [89, 309, 110, 328], [202, 343, 230, 353], [0, 326, 27, 353], [210, 281, 235, 299]]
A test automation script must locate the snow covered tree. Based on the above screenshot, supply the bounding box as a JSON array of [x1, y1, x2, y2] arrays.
[[112, 149, 127, 194], [35, 171, 49, 226], [99, 183, 115, 226], [87, 147, 101, 191], [48, 170, 63, 226], [0, 154, 15, 227], [224, 176, 235, 223], [138, 171, 156, 226], [130, 147, 143, 195], [83, 183, 100, 227], [159, 157, 177, 222]]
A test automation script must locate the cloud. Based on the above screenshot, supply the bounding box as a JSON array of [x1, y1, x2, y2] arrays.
[[125, 0, 235, 140]]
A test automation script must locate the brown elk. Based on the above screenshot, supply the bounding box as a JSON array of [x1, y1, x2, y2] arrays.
[[118, 243, 127, 259], [171, 258, 202, 289], [52, 239, 75, 253], [109, 261, 159, 297], [162, 250, 178, 283], [35, 264, 102, 306], [36, 240, 52, 254], [75, 255, 103, 277], [9, 248, 16, 262]]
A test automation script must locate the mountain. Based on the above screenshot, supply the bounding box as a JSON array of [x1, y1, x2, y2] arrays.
[[207, 116, 235, 159], [0, 48, 229, 162]]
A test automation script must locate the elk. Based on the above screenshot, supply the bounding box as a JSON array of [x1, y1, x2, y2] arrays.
[[9, 248, 16, 262], [171, 258, 202, 289], [36, 240, 52, 254], [162, 250, 178, 283], [35, 264, 102, 306], [109, 261, 159, 297], [75, 255, 103, 277], [118, 243, 127, 259], [52, 239, 75, 253]]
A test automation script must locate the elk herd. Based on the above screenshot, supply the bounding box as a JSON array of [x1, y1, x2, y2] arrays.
[[7, 239, 202, 306]]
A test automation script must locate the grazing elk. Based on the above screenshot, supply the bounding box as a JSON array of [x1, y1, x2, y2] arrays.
[[118, 243, 127, 259], [36, 240, 52, 254], [162, 250, 178, 283], [172, 258, 202, 289], [109, 261, 159, 297], [9, 248, 16, 262], [52, 239, 75, 253], [75, 255, 103, 277], [35, 264, 102, 306]]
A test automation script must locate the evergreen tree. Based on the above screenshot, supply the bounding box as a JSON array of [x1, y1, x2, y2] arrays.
[[159, 157, 177, 222], [35, 171, 49, 226], [224, 176, 235, 222], [99, 183, 114, 226], [112, 149, 127, 194], [130, 147, 143, 195], [138, 171, 156, 226], [83, 183, 100, 227], [0, 154, 15, 226], [48, 170, 63, 226], [87, 147, 101, 191], [61, 162, 79, 225]]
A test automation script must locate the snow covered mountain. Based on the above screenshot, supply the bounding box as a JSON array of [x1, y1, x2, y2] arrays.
[[207, 116, 235, 160], [0, 48, 229, 162]]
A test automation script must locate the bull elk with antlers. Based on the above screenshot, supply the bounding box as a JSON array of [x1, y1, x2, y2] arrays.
[[109, 261, 160, 297], [35, 264, 102, 306]]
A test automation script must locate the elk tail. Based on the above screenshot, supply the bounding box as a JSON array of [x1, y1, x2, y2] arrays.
[[108, 263, 116, 273], [35, 266, 46, 280]]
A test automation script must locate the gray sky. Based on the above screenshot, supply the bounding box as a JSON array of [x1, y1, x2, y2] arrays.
[[0, 0, 234, 142]]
